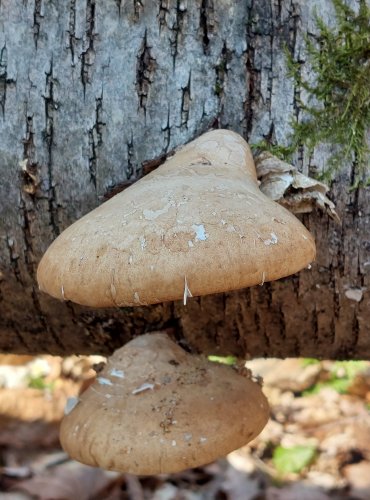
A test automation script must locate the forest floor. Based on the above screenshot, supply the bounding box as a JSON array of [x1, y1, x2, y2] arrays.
[[0, 352, 369, 500]]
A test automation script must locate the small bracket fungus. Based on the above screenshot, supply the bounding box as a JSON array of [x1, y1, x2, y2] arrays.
[[37, 129, 315, 307], [60, 333, 269, 475]]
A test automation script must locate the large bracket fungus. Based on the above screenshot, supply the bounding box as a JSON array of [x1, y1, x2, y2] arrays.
[[37, 129, 315, 307], [37, 129, 316, 474]]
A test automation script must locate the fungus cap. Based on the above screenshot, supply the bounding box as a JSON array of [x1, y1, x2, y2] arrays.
[[60, 333, 269, 475], [37, 129, 316, 307]]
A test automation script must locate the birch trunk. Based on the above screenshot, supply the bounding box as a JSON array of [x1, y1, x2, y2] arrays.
[[0, 0, 369, 358]]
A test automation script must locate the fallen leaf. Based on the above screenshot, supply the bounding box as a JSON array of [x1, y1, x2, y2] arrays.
[[266, 484, 330, 500], [12, 461, 119, 500], [255, 152, 339, 222], [272, 445, 317, 475]]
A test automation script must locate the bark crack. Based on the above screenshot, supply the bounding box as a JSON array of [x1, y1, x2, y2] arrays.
[[245, 0, 258, 139], [67, 0, 79, 66], [33, 0, 43, 49], [169, 0, 187, 68], [23, 115, 36, 161], [19, 198, 36, 279], [0, 44, 15, 119], [133, 0, 144, 21], [162, 106, 171, 152], [199, 0, 214, 54], [158, 0, 169, 31], [88, 89, 105, 189], [115, 0, 122, 17], [0, 44, 7, 117], [135, 30, 156, 115], [7, 320, 32, 352], [180, 71, 191, 129], [126, 133, 136, 180], [6, 236, 23, 285], [214, 41, 232, 113], [43, 59, 59, 237], [80, 0, 97, 95], [286, 1, 301, 123], [20, 116, 41, 284]]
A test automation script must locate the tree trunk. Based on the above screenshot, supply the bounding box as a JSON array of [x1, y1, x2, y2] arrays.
[[0, 0, 369, 358]]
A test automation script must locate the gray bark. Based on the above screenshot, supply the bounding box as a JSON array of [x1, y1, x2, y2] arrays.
[[0, 0, 369, 358]]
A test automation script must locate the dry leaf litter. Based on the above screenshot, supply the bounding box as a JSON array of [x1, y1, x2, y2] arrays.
[[0, 353, 369, 499]]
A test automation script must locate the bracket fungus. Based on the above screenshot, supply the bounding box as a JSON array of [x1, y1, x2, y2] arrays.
[[60, 333, 269, 475], [37, 129, 315, 307], [37, 129, 316, 474]]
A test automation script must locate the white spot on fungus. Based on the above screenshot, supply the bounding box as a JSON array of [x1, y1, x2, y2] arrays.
[[132, 382, 155, 394], [263, 232, 278, 246], [140, 236, 147, 250], [188, 240, 194, 248], [183, 276, 193, 306], [97, 377, 113, 386], [172, 440, 177, 446], [64, 397, 79, 415], [192, 224, 208, 241], [143, 203, 172, 221], [199, 437, 207, 443], [183, 433, 192, 442], [110, 283, 117, 301]]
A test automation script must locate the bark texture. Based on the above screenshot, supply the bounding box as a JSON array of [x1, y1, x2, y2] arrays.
[[0, 0, 369, 358]]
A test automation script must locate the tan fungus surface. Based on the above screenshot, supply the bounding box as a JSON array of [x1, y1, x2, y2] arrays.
[[37, 129, 315, 307], [60, 333, 269, 475]]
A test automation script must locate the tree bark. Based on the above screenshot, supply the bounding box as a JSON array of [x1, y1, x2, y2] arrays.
[[0, 0, 369, 358]]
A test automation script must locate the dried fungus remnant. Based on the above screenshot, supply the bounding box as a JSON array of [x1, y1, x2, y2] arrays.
[[60, 334, 270, 475], [37, 129, 315, 308]]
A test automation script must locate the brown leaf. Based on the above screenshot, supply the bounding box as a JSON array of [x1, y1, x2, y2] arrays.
[[12, 461, 119, 500], [265, 484, 330, 500]]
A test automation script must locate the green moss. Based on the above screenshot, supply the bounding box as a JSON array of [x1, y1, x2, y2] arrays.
[[207, 355, 237, 366], [214, 82, 223, 96], [303, 360, 368, 395], [250, 140, 295, 161], [301, 357, 321, 367], [286, 0, 370, 186], [255, 1, 370, 186], [273, 444, 317, 475], [28, 375, 54, 391]]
